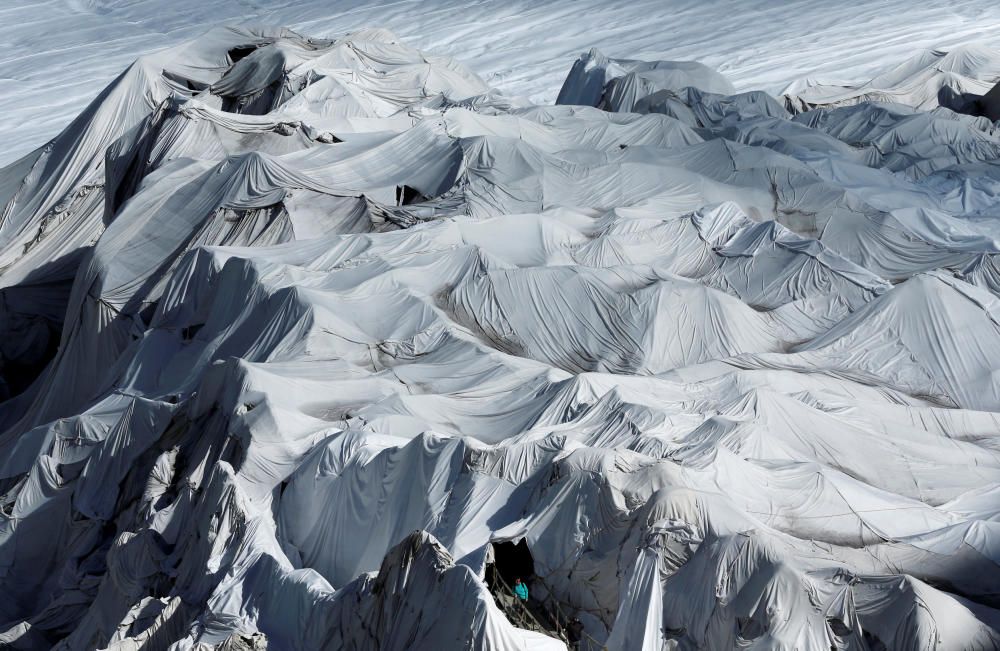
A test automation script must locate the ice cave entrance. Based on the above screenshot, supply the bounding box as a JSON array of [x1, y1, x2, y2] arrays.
[[487, 541, 577, 644], [487, 540, 535, 591], [228, 45, 258, 64]]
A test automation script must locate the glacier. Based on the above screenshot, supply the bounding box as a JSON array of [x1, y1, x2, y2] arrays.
[[1, 11, 1000, 651]]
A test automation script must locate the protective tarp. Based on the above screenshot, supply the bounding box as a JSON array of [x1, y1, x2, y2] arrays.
[[783, 45, 1000, 113], [1, 23, 1000, 651]]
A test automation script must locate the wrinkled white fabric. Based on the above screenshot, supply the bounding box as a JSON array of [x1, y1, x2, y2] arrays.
[[0, 23, 999, 651]]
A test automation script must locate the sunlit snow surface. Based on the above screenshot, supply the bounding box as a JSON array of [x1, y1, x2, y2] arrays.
[[3, 0, 1000, 165], [2, 3, 1000, 650]]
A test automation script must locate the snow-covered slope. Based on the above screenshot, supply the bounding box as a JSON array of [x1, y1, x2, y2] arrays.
[[2, 12, 1000, 651], [3, 0, 1000, 166]]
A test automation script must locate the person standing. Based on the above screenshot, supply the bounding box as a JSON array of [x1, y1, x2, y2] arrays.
[[567, 617, 584, 650]]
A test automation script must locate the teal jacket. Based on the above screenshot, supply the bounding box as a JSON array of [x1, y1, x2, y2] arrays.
[[514, 582, 529, 601]]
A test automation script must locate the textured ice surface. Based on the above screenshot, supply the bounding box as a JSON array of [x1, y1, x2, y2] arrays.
[[2, 5, 1000, 651]]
